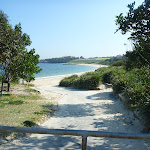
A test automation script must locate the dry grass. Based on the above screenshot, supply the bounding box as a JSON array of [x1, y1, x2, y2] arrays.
[[0, 83, 55, 140]]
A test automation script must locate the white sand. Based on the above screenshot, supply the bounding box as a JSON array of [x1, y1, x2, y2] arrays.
[[1, 75, 150, 149]]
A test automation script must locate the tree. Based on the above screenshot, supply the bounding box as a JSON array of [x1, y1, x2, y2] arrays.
[[0, 10, 24, 91], [0, 10, 41, 91], [80, 56, 84, 59], [115, 0, 150, 69], [17, 49, 42, 88], [0, 16, 32, 90]]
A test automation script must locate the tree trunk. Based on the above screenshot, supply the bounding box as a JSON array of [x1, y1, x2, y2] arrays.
[[0, 78, 3, 97], [7, 77, 10, 92]]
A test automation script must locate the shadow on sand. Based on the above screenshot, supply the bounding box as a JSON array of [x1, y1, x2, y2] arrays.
[[1, 87, 149, 150]]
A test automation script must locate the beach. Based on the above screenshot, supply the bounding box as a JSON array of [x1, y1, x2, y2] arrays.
[[1, 73, 150, 149]]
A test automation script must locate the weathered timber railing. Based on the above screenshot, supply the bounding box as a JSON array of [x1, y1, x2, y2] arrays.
[[1, 126, 150, 150]]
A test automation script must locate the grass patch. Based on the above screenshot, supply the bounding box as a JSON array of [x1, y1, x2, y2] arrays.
[[0, 94, 43, 103], [0, 101, 53, 127], [0, 83, 54, 140], [26, 88, 40, 94]]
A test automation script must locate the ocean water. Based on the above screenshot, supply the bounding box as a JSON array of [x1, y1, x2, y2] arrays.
[[35, 63, 99, 78]]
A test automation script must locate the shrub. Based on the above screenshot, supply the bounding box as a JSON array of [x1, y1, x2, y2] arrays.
[[111, 67, 127, 94], [111, 60, 126, 66], [123, 68, 150, 107], [94, 66, 150, 130], [96, 67, 119, 84], [74, 73, 102, 90], [23, 120, 37, 127], [59, 75, 78, 87], [140, 102, 150, 132], [59, 72, 102, 90]]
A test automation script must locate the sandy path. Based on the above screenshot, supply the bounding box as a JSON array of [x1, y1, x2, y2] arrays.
[[1, 76, 150, 149]]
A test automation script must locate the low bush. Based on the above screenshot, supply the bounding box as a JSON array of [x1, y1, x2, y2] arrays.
[[74, 73, 102, 90], [110, 67, 126, 94], [23, 120, 37, 127], [59, 75, 78, 87], [59, 72, 102, 90], [96, 66, 150, 108], [96, 67, 119, 84], [123, 68, 150, 107]]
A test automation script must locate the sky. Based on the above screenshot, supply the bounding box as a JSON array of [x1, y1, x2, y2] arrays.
[[0, 0, 144, 59]]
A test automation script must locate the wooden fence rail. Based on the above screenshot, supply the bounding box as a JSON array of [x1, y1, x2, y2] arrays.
[[0, 126, 150, 150]]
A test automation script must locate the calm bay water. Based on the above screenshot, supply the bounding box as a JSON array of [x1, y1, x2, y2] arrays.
[[35, 63, 99, 78]]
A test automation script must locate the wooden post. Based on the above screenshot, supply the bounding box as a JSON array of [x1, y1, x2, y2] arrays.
[[82, 136, 87, 150]]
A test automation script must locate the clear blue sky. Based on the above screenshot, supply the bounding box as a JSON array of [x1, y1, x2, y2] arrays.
[[0, 0, 144, 59]]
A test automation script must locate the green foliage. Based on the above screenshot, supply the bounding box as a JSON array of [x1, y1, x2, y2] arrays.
[[17, 49, 42, 83], [74, 73, 102, 90], [96, 67, 121, 84], [115, 0, 150, 129], [96, 66, 150, 108], [40, 56, 79, 63], [111, 60, 126, 66], [59, 75, 78, 87], [23, 120, 37, 127], [96, 66, 150, 129], [115, 0, 150, 69], [110, 68, 127, 94], [140, 102, 150, 131], [115, 1, 150, 41], [59, 73, 102, 90], [123, 68, 150, 106], [0, 10, 41, 91]]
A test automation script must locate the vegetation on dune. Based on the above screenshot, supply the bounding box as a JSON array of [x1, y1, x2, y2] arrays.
[[74, 73, 101, 90], [115, 0, 150, 130], [59, 73, 102, 90], [59, 75, 78, 87]]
